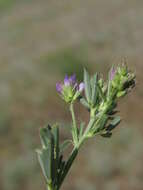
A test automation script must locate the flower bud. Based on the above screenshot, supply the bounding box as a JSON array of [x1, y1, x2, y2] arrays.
[[108, 63, 135, 100], [56, 74, 85, 103]]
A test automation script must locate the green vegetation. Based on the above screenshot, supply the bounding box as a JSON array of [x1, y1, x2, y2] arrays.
[[0, 0, 16, 10]]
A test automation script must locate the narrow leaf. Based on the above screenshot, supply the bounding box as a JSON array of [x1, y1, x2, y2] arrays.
[[93, 114, 108, 134], [101, 131, 112, 138], [36, 149, 48, 182], [97, 83, 106, 101], [108, 110, 119, 116], [108, 116, 121, 131], [91, 73, 98, 106], [40, 125, 53, 148], [84, 68, 91, 103], [80, 98, 90, 109], [107, 65, 114, 97], [60, 140, 72, 154], [51, 124, 59, 184], [36, 147, 53, 183], [79, 122, 85, 139]]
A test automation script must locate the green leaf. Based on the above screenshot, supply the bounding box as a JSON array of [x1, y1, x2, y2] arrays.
[[79, 122, 85, 139], [38, 125, 56, 183], [36, 149, 48, 182], [108, 110, 118, 116], [99, 114, 108, 131], [36, 147, 53, 183], [101, 131, 112, 138], [91, 73, 98, 106], [51, 124, 59, 161], [60, 140, 72, 154], [40, 125, 53, 149], [97, 83, 106, 101], [107, 116, 121, 131], [116, 91, 126, 98], [52, 125, 59, 149], [107, 65, 114, 97], [51, 124, 59, 184], [107, 101, 117, 114], [84, 68, 91, 103], [93, 114, 108, 134], [80, 98, 90, 109]]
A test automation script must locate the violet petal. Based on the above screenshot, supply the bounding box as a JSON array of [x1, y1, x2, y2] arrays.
[[69, 74, 76, 84], [56, 83, 63, 93], [64, 74, 70, 86]]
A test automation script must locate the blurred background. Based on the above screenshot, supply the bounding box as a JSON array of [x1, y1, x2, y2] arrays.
[[0, 0, 143, 190]]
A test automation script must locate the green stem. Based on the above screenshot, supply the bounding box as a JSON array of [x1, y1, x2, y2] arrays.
[[58, 102, 113, 190], [77, 117, 96, 148], [58, 111, 106, 190], [70, 103, 78, 145], [47, 184, 54, 190]]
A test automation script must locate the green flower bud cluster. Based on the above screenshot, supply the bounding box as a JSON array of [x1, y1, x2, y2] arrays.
[[79, 64, 135, 140], [109, 64, 135, 99]]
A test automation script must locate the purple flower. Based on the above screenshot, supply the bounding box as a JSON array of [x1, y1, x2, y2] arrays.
[[64, 74, 76, 86], [56, 74, 85, 103], [64, 75, 70, 86], [69, 74, 76, 84]]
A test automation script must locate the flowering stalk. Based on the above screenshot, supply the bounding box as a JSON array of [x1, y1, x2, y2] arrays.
[[36, 63, 135, 190], [69, 103, 78, 145], [56, 74, 84, 146]]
